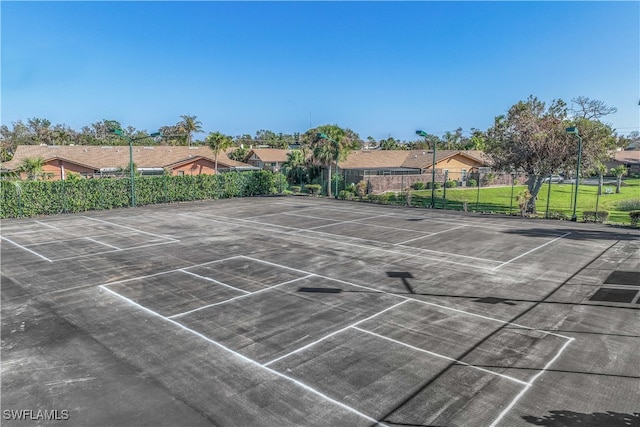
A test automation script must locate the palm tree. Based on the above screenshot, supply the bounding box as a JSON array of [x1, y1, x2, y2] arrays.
[[311, 135, 350, 198], [283, 149, 308, 184], [19, 157, 46, 180], [206, 132, 233, 173], [178, 115, 203, 146]]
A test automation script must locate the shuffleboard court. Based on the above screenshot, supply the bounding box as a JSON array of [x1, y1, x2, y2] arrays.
[[2, 197, 639, 426]]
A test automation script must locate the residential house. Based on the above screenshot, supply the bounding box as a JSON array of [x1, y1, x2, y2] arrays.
[[1, 145, 258, 180], [244, 149, 291, 172]]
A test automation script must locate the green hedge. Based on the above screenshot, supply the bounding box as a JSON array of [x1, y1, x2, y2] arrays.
[[1, 171, 286, 218]]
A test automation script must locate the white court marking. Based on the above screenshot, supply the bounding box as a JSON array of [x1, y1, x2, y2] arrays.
[[181, 212, 503, 270], [491, 232, 571, 271], [168, 274, 314, 319], [101, 253, 573, 426], [99, 285, 388, 427], [2, 216, 180, 262], [84, 236, 121, 250], [0, 236, 53, 262]]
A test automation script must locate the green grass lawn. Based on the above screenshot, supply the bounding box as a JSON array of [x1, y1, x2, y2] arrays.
[[408, 178, 640, 225]]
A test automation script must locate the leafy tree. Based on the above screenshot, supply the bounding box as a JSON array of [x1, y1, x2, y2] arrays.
[[178, 115, 203, 147], [228, 146, 249, 162], [206, 131, 233, 173], [379, 137, 401, 150], [610, 165, 627, 194], [485, 95, 616, 213]]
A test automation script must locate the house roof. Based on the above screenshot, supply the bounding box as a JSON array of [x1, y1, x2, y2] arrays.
[[338, 150, 491, 170], [2, 145, 252, 171], [247, 148, 291, 163], [614, 150, 640, 164]]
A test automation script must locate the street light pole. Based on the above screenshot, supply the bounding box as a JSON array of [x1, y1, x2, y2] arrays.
[[109, 129, 162, 208], [416, 130, 436, 208], [566, 127, 583, 221]]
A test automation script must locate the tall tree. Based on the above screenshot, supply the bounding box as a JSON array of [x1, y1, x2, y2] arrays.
[[486, 96, 617, 213], [178, 115, 203, 147], [610, 165, 627, 194], [307, 124, 355, 197], [206, 131, 233, 173]]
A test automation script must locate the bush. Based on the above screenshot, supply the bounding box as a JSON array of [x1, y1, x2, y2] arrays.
[[616, 199, 640, 211], [445, 180, 458, 188], [338, 190, 354, 200], [290, 186, 301, 194], [305, 184, 321, 196], [0, 171, 287, 218], [547, 211, 569, 220], [467, 179, 477, 187], [629, 211, 640, 227], [425, 182, 441, 189], [583, 211, 609, 223], [412, 182, 426, 190]]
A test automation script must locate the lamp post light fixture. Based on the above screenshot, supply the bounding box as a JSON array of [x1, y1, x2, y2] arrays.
[[109, 129, 162, 208], [416, 130, 436, 208], [316, 132, 340, 198], [566, 126, 583, 221]]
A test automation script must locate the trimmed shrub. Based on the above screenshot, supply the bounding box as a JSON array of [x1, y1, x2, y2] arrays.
[[616, 199, 640, 211], [290, 186, 301, 194], [0, 170, 289, 218], [412, 182, 426, 190], [305, 184, 321, 196], [425, 182, 441, 189], [467, 179, 477, 187], [583, 211, 609, 223], [629, 210, 640, 227], [547, 211, 569, 220], [445, 180, 458, 188]]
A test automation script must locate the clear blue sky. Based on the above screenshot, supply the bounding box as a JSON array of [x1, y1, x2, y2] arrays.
[[2, 1, 639, 141]]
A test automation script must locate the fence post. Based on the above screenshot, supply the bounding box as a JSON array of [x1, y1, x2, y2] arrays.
[[475, 172, 481, 211], [509, 173, 515, 215], [545, 175, 552, 219], [442, 170, 448, 209]]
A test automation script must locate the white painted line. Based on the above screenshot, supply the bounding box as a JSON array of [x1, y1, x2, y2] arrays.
[[100, 285, 385, 426], [492, 232, 571, 271], [263, 300, 410, 367], [35, 220, 60, 230], [83, 216, 179, 242], [84, 237, 121, 250], [179, 269, 251, 294], [305, 214, 393, 230], [239, 255, 572, 340], [180, 213, 495, 271], [0, 236, 53, 262], [396, 224, 467, 245], [168, 275, 315, 319], [489, 337, 575, 427], [526, 337, 575, 386], [52, 240, 175, 262], [352, 327, 529, 386]]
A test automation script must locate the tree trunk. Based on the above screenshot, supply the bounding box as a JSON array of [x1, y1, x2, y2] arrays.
[[598, 172, 603, 195], [327, 164, 332, 198], [616, 176, 622, 193], [526, 175, 545, 213]]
